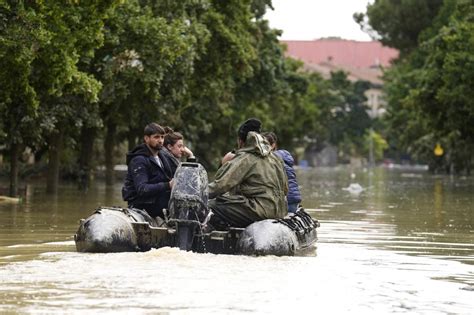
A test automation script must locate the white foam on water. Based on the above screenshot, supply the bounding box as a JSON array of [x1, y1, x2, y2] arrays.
[[0, 243, 472, 314]]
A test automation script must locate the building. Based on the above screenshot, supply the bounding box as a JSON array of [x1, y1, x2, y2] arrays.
[[282, 39, 399, 118]]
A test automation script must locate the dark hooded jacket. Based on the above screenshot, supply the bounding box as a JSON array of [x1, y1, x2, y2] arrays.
[[274, 149, 302, 205], [122, 143, 177, 218]]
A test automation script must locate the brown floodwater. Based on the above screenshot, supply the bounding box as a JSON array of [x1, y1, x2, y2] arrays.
[[0, 167, 473, 314]]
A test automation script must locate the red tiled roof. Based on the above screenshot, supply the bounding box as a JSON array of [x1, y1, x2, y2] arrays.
[[282, 39, 399, 68], [304, 62, 384, 85]]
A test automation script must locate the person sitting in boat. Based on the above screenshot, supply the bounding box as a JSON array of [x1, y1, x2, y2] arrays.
[[162, 126, 195, 168], [122, 123, 177, 219], [262, 132, 302, 214], [207, 118, 288, 229]]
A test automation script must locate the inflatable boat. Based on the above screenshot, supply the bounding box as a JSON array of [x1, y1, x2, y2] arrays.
[[74, 162, 319, 256]]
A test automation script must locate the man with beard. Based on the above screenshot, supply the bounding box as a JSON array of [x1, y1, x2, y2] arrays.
[[122, 123, 177, 219]]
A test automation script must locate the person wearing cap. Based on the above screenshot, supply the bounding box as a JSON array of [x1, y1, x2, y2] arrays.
[[122, 123, 178, 219], [207, 118, 288, 229]]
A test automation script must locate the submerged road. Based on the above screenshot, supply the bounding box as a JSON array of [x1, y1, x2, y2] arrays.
[[0, 167, 473, 313]]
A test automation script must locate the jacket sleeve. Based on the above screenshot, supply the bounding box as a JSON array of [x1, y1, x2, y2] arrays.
[[129, 156, 170, 197], [279, 157, 289, 196], [208, 156, 251, 199]]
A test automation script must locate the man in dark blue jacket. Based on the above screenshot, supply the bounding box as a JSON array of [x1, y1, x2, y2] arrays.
[[122, 123, 177, 219], [262, 132, 302, 213]]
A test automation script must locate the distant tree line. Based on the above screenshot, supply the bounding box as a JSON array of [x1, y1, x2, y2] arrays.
[[0, 0, 376, 196], [356, 0, 474, 174]]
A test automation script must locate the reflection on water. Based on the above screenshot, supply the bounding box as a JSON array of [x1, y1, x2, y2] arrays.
[[301, 168, 474, 264], [0, 168, 473, 314]]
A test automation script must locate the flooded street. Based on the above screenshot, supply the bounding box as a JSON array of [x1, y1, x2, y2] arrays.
[[1, 167, 473, 314]]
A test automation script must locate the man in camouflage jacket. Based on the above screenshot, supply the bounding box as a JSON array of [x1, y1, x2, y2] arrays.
[[208, 119, 288, 228]]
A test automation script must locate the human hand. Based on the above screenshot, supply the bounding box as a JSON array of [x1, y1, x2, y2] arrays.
[[169, 179, 175, 189], [182, 146, 194, 158], [221, 151, 235, 165]]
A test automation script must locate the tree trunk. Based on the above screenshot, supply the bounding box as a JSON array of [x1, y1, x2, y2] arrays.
[[104, 122, 116, 186], [78, 127, 96, 191], [128, 128, 138, 151], [46, 131, 63, 194], [468, 145, 472, 176], [9, 142, 21, 197]]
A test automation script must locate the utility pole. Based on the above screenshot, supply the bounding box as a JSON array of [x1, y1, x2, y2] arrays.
[[369, 128, 374, 168]]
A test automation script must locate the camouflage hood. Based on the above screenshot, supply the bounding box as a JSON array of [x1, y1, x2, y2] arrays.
[[236, 131, 272, 157]]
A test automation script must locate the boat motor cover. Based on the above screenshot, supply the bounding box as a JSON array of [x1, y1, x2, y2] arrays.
[[168, 162, 209, 222]]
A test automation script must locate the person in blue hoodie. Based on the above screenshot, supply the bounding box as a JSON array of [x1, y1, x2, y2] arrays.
[[122, 123, 177, 219], [262, 132, 302, 213]]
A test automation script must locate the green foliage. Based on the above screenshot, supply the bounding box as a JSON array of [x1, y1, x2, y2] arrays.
[[378, 0, 474, 173], [1, 0, 383, 185], [413, 4, 474, 139], [0, 2, 42, 145], [408, 1, 474, 172], [363, 130, 388, 162], [182, 0, 284, 167], [354, 0, 444, 56], [306, 71, 372, 159], [0, 1, 118, 143], [96, 0, 208, 129]]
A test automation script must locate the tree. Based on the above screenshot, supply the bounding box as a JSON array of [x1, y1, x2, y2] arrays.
[[0, 1, 119, 194], [34, 2, 117, 193], [2, 0, 379, 188], [92, 0, 210, 183], [354, 0, 445, 56], [232, 19, 311, 150], [375, 0, 474, 173], [0, 2, 44, 196], [180, 0, 264, 168], [305, 71, 371, 161], [184, 0, 314, 168], [406, 1, 474, 173]]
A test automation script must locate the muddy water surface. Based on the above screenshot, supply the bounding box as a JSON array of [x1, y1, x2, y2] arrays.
[[0, 167, 473, 314]]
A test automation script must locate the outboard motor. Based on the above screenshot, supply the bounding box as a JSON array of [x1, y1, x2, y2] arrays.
[[168, 161, 209, 251]]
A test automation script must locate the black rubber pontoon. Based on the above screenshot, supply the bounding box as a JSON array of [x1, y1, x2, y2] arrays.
[[74, 161, 319, 255]]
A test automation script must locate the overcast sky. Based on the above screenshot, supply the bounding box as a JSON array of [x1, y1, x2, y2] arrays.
[[265, 0, 373, 41]]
